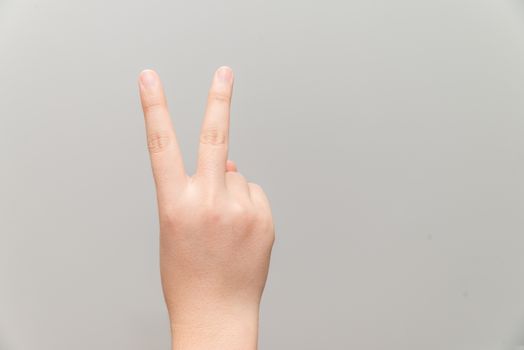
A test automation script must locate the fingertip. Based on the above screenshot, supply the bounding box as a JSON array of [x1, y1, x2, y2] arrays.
[[139, 69, 159, 89], [215, 66, 234, 83], [217, 65, 233, 73], [139, 68, 156, 76]]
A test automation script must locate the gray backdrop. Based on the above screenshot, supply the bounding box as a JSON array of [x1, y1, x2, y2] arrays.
[[1, 0, 524, 349]]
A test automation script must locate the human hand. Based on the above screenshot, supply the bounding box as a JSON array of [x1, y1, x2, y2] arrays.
[[138, 66, 275, 350]]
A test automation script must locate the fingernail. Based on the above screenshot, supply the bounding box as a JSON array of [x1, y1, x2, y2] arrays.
[[216, 66, 233, 83], [140, 69, 157, 88]]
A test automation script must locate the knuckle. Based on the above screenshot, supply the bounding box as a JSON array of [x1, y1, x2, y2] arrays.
[[142, 99, 166, 115], [226, 171, 246, 183], [230, 203, 256, 225], [248, 182, 263, 193], [160, 209, 179, 227], [147, 132, 172, 153], [159, 203, 185, 228], [200, 127, 227, 145], [200, 204, 222, 224], [208, 90, 231, 104], [249, 183, 267, 201]]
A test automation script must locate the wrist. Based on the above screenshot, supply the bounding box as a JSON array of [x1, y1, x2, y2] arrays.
[[169, 301, 260, 350]]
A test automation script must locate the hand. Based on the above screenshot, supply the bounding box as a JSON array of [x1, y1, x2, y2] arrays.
[[138, 66, 275, 350]]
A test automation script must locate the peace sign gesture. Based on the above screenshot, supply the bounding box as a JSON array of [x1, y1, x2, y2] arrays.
[[138, 67, 275, 350]]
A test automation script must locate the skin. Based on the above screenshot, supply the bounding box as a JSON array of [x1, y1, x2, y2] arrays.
[[138, 66, 275, 350]]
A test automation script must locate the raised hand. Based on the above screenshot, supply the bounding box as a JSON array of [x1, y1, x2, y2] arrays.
[[138, 66, 275, 350]]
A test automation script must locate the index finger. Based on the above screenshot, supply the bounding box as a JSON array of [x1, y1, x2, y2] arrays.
[[138, 69, 187, 202]]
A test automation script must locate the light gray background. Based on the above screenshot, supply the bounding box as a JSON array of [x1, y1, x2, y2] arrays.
[[1, 0, 524, 349]]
